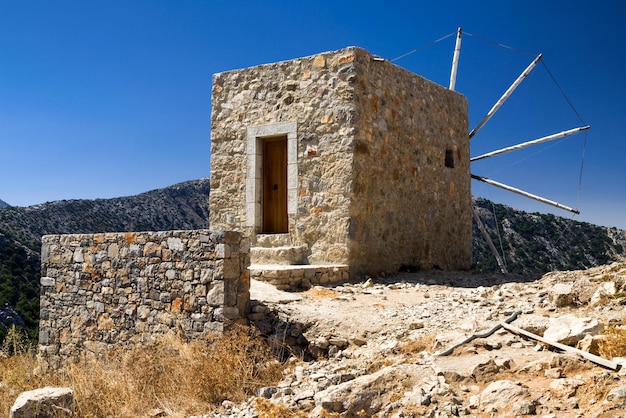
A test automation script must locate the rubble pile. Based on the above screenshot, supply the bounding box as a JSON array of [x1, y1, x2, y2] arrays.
[[216, 262, 626, 417]]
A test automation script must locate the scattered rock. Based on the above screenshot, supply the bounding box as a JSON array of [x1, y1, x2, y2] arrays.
[[549, 283, 575, 307], [577, 334, 604, 355], [543, 315, 601, 346], [480, 380, 530, 413], [590, 281, 617, 306], [606, 384, 626, 402], [10, 387, 74, 418], [549, 378, 584, 398], [211, 263, 626, 417]]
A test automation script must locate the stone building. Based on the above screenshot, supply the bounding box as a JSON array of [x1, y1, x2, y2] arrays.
[[209, 46, 471, 283]]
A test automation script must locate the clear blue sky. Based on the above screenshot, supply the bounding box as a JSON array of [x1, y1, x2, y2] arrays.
[[1, 1, 624, 229]]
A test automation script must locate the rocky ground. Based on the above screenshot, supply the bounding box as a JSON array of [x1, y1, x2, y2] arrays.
[[206, 262, 626, 417]]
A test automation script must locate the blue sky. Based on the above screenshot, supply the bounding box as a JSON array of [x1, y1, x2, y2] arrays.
[[1, 1, 624, 229]]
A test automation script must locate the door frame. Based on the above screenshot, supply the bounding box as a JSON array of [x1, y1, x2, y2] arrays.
[[246, 121, 298, 233], [262, 136, 288, 233]]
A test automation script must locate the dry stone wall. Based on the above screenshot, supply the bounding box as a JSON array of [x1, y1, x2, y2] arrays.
[[38, 230, 249, 370]]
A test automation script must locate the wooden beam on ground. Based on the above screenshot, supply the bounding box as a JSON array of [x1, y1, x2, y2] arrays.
[[500, 322, 622, 371]]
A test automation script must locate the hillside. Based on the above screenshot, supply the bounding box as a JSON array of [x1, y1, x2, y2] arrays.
[[0, 179, 625, 343], [472, 197, 626, 276], [0, 178, 210, 251], [0, 178, 210, 340], [0, 199, 8, 209]]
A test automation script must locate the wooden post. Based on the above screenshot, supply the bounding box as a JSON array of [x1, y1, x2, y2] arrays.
[[471, 174, 580, 214], [469, 53, 543, 139], [471, 125, 590, 162], [449, 27, 462, 91]]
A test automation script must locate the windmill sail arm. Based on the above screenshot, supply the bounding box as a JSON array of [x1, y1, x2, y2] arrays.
[[471, 205, 508, 274], [469, 53, 543, 139], [470, 125, 591, 162], [449, 27, 462, 91], [471, 174, 580, 214]]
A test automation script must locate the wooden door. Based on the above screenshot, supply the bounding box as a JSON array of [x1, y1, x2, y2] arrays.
[[262, 137, 288, 233]]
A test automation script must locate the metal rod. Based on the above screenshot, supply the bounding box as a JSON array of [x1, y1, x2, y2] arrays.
[[471, 205, 508, 274], [471, 125, 591, 162], [469, 53, 543, 139], [449, 27, 462, 91], [471, 174, 580, 214]]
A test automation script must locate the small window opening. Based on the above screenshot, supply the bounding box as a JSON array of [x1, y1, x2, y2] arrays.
[[445, 149, 455, 168]]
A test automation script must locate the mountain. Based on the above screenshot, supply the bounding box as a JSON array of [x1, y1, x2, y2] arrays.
[[0, 178, 210, 251], [0, 178, 210, 340], [472, 197, 626, 276], [0, 199, 8, 209], [0, 178, 625, 342]]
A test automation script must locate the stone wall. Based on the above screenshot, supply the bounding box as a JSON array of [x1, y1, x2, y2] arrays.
[[38, 230, 249, 370], [210, 47, 357, 264], [210, 46, 471, 276], [348, 49, 471, 272]]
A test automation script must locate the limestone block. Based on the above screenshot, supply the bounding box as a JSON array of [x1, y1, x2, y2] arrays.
[[544, 315, 602, 346], [10, 387, 74, 418], [549, 283, 575, 307], [207, 281, 225, 307], [479, 380, 530, 412], [590, 281, 617, 305]]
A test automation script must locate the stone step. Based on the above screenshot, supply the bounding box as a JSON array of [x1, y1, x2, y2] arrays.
[[255, 233, 291, 248], [250, 245, 309, 265], [249, 264, 350, 291]]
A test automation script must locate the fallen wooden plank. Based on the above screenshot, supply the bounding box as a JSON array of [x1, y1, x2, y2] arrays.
[[500, 322, 622, 371]]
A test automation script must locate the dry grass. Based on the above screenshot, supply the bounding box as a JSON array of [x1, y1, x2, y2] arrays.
[[254, 397, 308, 417], [598, 324, 626, 359], [400, 334, 436, 355], [305, 287, 339, 299], [0, 326, 284, 417]]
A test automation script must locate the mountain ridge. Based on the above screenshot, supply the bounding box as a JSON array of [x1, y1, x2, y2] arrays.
[[0, 178, 625, 342], [0, 178, 210, 250]]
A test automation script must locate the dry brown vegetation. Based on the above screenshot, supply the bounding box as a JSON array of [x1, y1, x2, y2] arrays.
[[598, 322, 626, 359], [0, 326, 284, 417]]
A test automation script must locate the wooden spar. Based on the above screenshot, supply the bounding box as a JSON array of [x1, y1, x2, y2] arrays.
[[449, 27, 462, 91], [471, 174, 580, 214], [471, 125, 590, 162], [500, 322, 622, 371], [469, 53, 543, 139], [471, 206, 508, 274]]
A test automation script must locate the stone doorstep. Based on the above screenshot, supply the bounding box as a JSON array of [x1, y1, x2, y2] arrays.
[[249, 263, 350, 291], [254, 233, 291, 248], [250, 245, 309, 265]]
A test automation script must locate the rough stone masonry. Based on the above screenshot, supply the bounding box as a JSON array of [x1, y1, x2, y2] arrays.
[[210, 46, 471, 276], [38, 230, 249, 370]]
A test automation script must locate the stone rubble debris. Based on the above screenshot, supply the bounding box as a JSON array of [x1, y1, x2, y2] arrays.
[[210, 261, 626, 417], [15, 261, 626, 417]]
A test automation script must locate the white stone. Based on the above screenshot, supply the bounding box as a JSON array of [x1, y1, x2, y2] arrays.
[[543, 315, 601, 346], [590, 281, 617, 305], [10, 387, 73, 418], [40, 277, 55, 287], [480, 380, 529, 411], [166, 237, 184, 251]]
